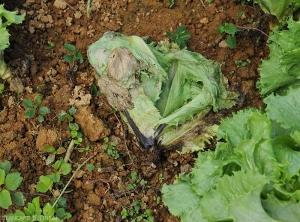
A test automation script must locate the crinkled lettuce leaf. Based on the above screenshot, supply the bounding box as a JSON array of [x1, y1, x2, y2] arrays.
[[265, 86, 300, 130], [201, 170, 272, 222], [257, 18, 300, 96], [262, 193, 300, 222]]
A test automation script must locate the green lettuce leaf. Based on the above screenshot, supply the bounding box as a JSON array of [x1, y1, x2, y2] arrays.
[[161, 174, 204, 220], [265, 86, 300, 130], [201, 170, 272, 221], [257, 19, 300, 96], [262, 193, 300, 222]]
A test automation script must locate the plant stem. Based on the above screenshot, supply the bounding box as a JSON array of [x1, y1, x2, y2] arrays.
[[64, 139, 75, 163], [236, 25, 269, 38], [87, 0, 91, 17]]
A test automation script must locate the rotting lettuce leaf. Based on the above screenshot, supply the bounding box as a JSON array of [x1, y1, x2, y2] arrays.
[[162, 95, 300, 221], [88, 32, 236, 152], [257, 18, 300, 96]]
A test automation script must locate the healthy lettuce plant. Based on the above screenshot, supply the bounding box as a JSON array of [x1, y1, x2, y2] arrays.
[[162, 89, 300, 221], [0, 5, 25, 79], [88, 32, 236, 152]]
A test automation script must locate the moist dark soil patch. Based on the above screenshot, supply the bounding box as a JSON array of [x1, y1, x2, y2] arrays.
[[0, 0, 269, 221]]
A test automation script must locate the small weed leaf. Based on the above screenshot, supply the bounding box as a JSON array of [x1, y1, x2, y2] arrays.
[[226, 35, 237, 49], [64, 43, 76, 52], [86, 164, 95, 171], [43, 203, 55, 216], [0, 189, 12, 209], [57, 110, 67, 121], [0, 161, 11, 174], [63, 54, 75, 63], [5, 172, 23, 191], [31, 197, 42, 214], [23, 99, 33, 109], [0, 169, 5, 185], [69, 123, 79, 131], [25, 109, 35, 119], [35, 94, 43, 107], [75, 51, 84, 64], [131, 172, 138, 181], [0, 83, 4, 93], [56, 147, 66, 155], [54, 160, 62, 171], [90, 84, 101, 96], [47, 172, 60, 183], [167, 25, 190, 49], [37, 115, 44, 123], [11, 192, 25, 206], [57, 196, 67, 207], [68, 107, 76, 115], [43, 145, 56, 153], [70, 130, 78, 138], [36, 175, 53, 193], [60, 162, 72, 175], [218, 23, 238, 35], [176, 28, 190, 41], [39, 106, 51, 115]]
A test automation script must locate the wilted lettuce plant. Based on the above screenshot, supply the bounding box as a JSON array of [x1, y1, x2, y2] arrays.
[[88, 32, 236, 152]]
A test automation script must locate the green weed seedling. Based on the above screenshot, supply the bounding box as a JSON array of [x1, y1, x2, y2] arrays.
[[57, 107, 76, 122], [36, 159, 72, 193], [167, 25, 191, 49], [237, 11, 244, 19], [218, 23, 240, 48], [167, 0, 175, 8], [0, 83, 4, 94], [127, 171, 148, 191], [235, 59, 250, 67], [43, 145, 66, 165], [102, 137, 119, 159], [0, 161, 24, 209], [90, 84, 101, 96], [121, 201, 154, 222], [23, 94, 51, 122], [86, 163, 95, 171], [58, 107, 83, 145], [47, 40, 55, 50], [67, 122, 83, 145], [63, 43, 84, 64], [6, 196, 72, 221]]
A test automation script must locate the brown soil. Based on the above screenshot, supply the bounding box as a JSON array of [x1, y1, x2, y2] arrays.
[[0, 0, 269, 221]]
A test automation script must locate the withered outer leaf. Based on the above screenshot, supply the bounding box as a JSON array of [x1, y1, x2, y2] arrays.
[[97, 76, 134, 111], [107, 48, 138, 86]]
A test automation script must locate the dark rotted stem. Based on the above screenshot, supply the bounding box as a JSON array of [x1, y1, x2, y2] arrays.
[[123, 110, 154, 149]]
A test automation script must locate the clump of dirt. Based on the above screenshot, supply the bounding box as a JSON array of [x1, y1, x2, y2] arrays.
[[0, 0, 269, 221]]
